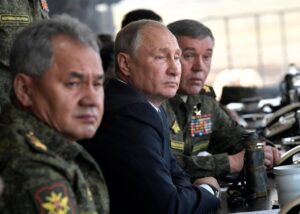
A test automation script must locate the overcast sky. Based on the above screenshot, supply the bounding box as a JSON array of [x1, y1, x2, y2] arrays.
[[112, 0, 300, 31]]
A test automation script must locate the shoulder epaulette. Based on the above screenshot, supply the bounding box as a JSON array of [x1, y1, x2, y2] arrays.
[[25, 131, 48, 152], [200, 85, 216, 98]]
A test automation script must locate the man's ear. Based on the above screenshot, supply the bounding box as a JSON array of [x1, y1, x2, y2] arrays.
[[13, 73, 34, 107], [117, 52, 131, 77]]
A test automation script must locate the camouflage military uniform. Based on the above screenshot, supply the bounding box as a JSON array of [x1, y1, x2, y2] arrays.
[[0, 104, 109, 214], [164, 85, 246, 179], [0, 0, 49, 112]]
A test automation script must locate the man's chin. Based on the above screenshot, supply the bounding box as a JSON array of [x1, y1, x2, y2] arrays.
[[164, 91, 178, 99], [73, 128, 97, 141], [179, 87, 202, 96]]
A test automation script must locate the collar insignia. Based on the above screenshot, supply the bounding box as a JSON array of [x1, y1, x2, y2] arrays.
[[171, 120, 181, 134], [202, 85, 211, 93], [26, 131, 47, 151]]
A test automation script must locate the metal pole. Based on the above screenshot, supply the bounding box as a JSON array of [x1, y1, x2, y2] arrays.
[[224, 17, 233, 69], [279, 11, 288, 75], [254, 14, 264, 84]]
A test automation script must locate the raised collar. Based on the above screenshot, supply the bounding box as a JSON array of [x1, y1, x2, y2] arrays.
[[0, 104, 84, 161]]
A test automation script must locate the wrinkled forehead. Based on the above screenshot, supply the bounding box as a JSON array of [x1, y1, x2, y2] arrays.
[[177, 35, 214, 51], [138, 25, 179, 50]]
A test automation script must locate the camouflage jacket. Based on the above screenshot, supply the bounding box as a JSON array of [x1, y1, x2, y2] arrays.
[[0, 0, 49, 111], [0, 105, 109, 214], [164, 86, 246, 179]]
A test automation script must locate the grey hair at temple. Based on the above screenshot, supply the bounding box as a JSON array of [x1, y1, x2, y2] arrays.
[[114, 19, 166, 73], [10, 14, 100, 79], [167, 19, 215, 42]]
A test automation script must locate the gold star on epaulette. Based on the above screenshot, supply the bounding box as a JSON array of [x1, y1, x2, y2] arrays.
[[171, 120, 181, 134], [26, 131, 47, 151], [202, 85, 211, 93], [87, 188, 93, 201], [195, 110, 201, 116]]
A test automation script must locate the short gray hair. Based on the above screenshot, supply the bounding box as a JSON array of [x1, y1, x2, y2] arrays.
[[167, 19, 214, 42], [10, 14, 100, 79], [114, 19, 165, 73]]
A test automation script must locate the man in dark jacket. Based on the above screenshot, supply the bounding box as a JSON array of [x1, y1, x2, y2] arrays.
[[81, 20, 220, 214]]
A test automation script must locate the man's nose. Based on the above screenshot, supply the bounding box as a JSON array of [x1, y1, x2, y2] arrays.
[[80, 84, 103, 107], [192, 56, 203, 72], [168, 58, 181, 76]]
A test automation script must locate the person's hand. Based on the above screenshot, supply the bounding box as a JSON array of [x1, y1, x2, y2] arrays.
[[263, 145, 281, 169], [193, 177, 220, 191], [228, 149, 245, 173]]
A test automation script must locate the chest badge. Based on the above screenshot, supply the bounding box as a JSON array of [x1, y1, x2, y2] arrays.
[[190, 105, 212, 137]]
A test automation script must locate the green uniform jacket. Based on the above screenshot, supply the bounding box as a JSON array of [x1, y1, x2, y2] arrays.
[[164, 86, 246, 179], [0, 105, 109, 214], [0, 0, 49, 111]]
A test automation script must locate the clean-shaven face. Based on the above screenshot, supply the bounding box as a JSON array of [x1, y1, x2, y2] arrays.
[[27, 35, 104, 141], [127, 25, 182, 107], [177, 36, 214, 95]]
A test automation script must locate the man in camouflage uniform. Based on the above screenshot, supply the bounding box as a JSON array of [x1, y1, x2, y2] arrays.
[[165, 19, 280, 180], [0, 15, 109, 213], [0, 0, 49, 113]]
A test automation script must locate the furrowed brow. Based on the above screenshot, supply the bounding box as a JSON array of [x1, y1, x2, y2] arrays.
[[69, 71, 84, 80]]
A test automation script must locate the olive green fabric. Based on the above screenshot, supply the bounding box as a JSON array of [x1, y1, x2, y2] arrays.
[[0, 104, 109, 214], [164, 87, 246, 179], [0, 0, 49, 112]]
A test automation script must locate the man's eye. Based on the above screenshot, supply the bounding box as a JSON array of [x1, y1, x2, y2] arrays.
[[66, 82, 80, 88], [203, 54, 212, 60], [174, 55, 181, 61], [155, 56, 165, 60], [94, 81, 103, 88], [183, 54, 195, 59]]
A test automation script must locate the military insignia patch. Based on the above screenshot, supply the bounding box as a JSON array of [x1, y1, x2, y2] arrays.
[[171, 140, 184, 150], [171, 120, 181, 134], [33, 182, 75, 214], [0, 14, 30, 26], [193, 140, 210, 153]]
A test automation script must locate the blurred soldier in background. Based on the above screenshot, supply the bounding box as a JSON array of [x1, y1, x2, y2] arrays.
[[0, 0, 49, 113], [121, 8, 163, 28]]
